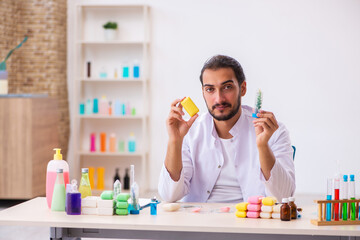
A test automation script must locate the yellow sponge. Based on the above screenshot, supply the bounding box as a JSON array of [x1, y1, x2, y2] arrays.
[[262, 196, 276, 206], [181, 97, 199, 117], [235, 202, 249, 211], [235, 210, 247, 218]]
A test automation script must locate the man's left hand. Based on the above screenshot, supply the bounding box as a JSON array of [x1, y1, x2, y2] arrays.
[[253, 110, 279, 147]]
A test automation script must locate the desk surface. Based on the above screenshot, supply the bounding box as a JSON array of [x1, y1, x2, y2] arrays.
[[0, 197, 359, 237]]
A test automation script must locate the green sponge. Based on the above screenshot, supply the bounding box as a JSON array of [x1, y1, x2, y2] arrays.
[[115, 208, 128, 215], [100, 191, 114, 200], [116, 193, 130, 202], [116, 201, 129, 209]]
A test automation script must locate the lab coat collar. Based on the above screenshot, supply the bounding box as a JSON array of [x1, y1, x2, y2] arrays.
[[208, 106, 246, 142]]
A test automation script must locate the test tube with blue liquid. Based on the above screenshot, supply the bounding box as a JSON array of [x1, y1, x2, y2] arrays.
[[326, 178, 332, 221]]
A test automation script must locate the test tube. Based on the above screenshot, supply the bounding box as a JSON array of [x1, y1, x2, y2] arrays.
[[342, 175, 348, 220], [349, 175, 356, 220], [334, 176, 340, 221], [326, 178, 332, 221]]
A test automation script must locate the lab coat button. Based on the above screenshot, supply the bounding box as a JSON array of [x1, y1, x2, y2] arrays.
[[218, 165, 221, 168], [207, 190, 210, 194]]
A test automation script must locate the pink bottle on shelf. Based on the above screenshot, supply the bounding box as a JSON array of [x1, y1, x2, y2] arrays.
[[99, 96, 108, 115], [90, 133, 96, 152], [46, 148, 70, 209]]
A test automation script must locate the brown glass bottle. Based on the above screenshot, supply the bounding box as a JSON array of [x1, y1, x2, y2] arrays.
[[280, 198, 291, 221], [288, 197, 297, 219]]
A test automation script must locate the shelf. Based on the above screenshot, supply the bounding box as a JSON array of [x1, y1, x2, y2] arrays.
[[78, 40, 148, 45], [79, 151, 144, 157], [81, 78, 145, 83], [79, 115, 145, 120]]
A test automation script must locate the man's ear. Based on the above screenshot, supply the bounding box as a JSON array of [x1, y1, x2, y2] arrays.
[[240, 81, 247, 97]]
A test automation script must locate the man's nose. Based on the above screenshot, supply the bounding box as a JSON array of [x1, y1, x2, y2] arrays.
[[215, 90, 226, 103]]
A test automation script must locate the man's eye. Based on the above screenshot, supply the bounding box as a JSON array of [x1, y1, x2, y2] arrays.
[[224, 85, 233, 90], [206, 88, 214, 92]]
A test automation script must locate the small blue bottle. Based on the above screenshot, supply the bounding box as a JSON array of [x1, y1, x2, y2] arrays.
[[150, 198, 157, 215], [93, 98, 99, 114], [85, 99, 92, 115], [79, 103, 85, 115], [133, 61, 140, 78], [128, 132, 136, 153], [122, 63, 129, 78]]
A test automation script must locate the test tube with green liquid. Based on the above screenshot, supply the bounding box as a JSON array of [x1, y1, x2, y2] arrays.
[[349, 175, 356, 220], [342, 175, 348, 221]]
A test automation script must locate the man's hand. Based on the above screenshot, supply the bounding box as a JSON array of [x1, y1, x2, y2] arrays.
[[165, 98, 198, 181], [166, 98, 198, 142], [253, 110, 278, 180], [253, 110, 279, 147]]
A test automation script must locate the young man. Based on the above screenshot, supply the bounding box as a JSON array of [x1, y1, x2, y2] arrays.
[[158, 55, 295, 203]]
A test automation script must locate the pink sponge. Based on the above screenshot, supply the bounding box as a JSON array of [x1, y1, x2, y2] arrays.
[[247, 211, 260, 218], [247, 204, 261, 212], [247, 196, 264, 204]]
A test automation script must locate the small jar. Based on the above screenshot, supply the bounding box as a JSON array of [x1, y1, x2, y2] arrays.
[[280, 198, 291, 221], [288, 197, 297, 219]]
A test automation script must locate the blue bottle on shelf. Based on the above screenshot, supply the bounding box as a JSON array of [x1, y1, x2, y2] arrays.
[[122, 63, 129, 78], [128, 132, 136, 153], [93, 98, 99, 114], [133, 60, 140, 78]]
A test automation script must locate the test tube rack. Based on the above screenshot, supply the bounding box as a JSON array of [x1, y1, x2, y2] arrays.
[[311, 199, 360, 226]]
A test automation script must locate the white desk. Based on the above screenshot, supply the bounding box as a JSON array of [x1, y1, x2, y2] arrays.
[[0, 197, 359, 240]]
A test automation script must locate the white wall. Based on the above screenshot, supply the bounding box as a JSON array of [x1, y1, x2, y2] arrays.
[[69, 0, 360, 195]]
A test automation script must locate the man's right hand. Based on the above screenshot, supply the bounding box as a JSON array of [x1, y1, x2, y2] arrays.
[[164, 98, 198, 181], [166, 98, 198, 142]]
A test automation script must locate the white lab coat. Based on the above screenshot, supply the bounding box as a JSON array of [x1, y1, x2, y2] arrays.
[[158, 105, 295, 203]]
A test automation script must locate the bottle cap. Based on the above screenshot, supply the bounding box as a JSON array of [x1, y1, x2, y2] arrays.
[[56, 168, 63, 173], [82, 168, 89, 173], [288, 197, 295, 202], [350, 174, 355, 181], [282, 198, 288, 203], [343, 175, 348, 182], [53, 148, 62, 160]]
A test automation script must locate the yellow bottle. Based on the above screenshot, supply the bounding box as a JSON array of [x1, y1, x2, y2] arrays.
[[79, 168, 92, 199]]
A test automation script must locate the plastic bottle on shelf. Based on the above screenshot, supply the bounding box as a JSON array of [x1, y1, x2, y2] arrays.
[[79, 168, 92, 199], [133, 60, 140, 78], [99, 66, 107, 78], [46, 148, 70, 209], [122, 62, 129, 78], [97, 167, 105, 190], [93, 98, 99, 114], [100, 132, 106, 152], [109, 133, 116, 152], [85, 99, 92, 115], [128, 132, 136, 153], [99, 96, 108, 115]]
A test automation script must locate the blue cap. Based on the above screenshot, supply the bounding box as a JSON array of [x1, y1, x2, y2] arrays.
[[343, 175, 348, 182], [350, 174, 355, 181]]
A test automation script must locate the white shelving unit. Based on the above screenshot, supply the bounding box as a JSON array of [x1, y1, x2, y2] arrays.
[[71, 2, 150, 193]]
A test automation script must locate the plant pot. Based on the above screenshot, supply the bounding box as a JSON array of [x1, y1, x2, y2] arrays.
[[104, 29, 117, 41]]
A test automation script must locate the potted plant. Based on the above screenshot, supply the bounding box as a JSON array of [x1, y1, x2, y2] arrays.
[[103, 22, 118, 41]]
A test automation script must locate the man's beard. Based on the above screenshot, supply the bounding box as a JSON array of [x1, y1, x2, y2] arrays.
[[207, 96, 241, 121]]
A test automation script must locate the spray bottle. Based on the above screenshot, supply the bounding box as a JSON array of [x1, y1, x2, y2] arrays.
[[46, 148, 70, 209]]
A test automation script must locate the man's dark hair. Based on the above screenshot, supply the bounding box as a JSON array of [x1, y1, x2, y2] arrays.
[[199, 55, 246, 86]]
